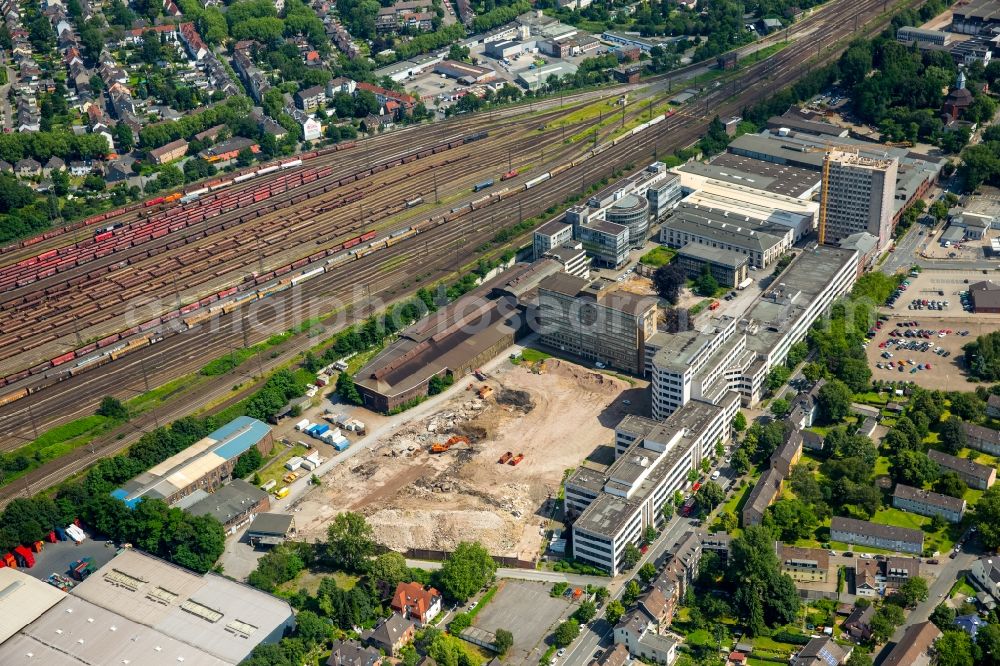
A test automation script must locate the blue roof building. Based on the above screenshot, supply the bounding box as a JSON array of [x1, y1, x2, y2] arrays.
[[111, 416, 274, 508], [955, 614, 986, 638]]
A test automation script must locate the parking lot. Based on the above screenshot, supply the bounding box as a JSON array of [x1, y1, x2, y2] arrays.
[[868, 269, 1000, 389], [473, 580, 576, 664], [17, 534, 117, 584]]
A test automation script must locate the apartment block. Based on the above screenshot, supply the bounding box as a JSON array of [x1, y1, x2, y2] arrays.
[[777, 544, 830, 583], [927, 449, 996, 490], [567, 395, 738, 575], [892, 483, 966, 523], [830, 516, 924, 554], [962, 423, 1000, 456]]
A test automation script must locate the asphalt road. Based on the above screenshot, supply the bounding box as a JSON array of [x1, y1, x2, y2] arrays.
[[880, 546, 976, 659]]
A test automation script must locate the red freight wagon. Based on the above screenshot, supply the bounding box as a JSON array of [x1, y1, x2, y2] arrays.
[[51, 352, 75, 366]]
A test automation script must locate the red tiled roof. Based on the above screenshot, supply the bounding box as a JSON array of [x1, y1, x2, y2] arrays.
[[390, 582, 439, 620]]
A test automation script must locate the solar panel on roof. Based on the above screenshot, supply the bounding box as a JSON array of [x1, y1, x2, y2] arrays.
[[146, 586, 178, 605], [179, 599, 223, 623], [104, 569, 145, 591], [225, 619, 258, 637]]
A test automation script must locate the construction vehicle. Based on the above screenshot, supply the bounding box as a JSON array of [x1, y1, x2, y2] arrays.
[[509, 453, 525, 466], [430, 435, 471, 454], [283, 472, 299, 483], [498, 451, 513, 464], [477, 385, 494, 399]]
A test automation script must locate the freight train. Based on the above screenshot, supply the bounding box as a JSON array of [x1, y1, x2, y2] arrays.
[[0, 121, 668, 407]]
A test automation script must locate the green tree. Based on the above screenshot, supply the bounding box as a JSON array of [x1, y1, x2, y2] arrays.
[[929, 602, 956, 630], [869, 603, 904, 643], [622, 579, 642, 606], [764, 499, 818, 542], [889, 450, 939, 487], [817, 380, 852, 424], [934, 472, 967, 499], [638, 562, 657, 585], [232, 447, 264, 478], [693, 264, 720, 297], [732, 412, 747, 432], [605, 600, 625, 625], [553, 619, 580, 647], [976, 623, 1000, 666], [770, 398, 790, 417], [935, 630, 974, 666], [438, 542, 497, 602], [325, 511, 375, 572], [573, 600, 597, 624], [846, 649, 873, 666], [622, 543, 641, 570], [893, 576, 929, 607], [96, 396, 129, 421], [939, 417, 968, 455], [727, 526, 799, 635], [731, 448, 751, 475], [366, 551, 408, 596], [294, 609, 332, 644], [695, 480, 725, 514], [335, 372, 363, 405], [494, 628, 513, 657]]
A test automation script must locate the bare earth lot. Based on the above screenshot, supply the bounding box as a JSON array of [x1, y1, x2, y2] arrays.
[[295, 358, 629, 560]]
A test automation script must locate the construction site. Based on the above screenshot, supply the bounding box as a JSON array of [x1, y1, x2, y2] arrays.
[[294, 356, 636, 561]]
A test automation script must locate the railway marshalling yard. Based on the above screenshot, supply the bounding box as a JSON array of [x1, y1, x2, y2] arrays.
[[294, 357, 635, 559]]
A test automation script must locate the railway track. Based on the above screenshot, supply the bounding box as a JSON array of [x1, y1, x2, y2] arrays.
[[0, 0, 918, 474], [0, 101, 609, 376]]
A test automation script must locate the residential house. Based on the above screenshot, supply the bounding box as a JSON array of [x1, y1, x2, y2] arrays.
[[776, 544, 829, 583], [291, 109, 322, 141], [636, 585, 674, 628], [200, 137, 260, 163], [791, 636, 851, 666], [743, 426, 800, 526], [328, 76, 357, 96], [969, 556, 1000, 610], [988, 394, 1000, 419], [665, 531, 701, 596], [892, 483, 966, 523], [830, 516, 924, 554], [701, 533, 731, 561], [853, 559, 881, 597], [362, 614, 415, 657], [613, 610, 679, 665], [148, 138, 189, 165], [962, 422, 1000, 455], [390, 582, 442, 625], [15, 157, 41, 178], [884, 556, 920, 591], [104, 156, 133, 183], [180, 22, 209, 60], [591, 643, 630, 666], [842, 604, 874, 642], [880, 621, 940, 666], [326, 640, 383, 666], [0, 160, 12, 173], [786, 379, 825, 428], [927, 449, 997, 490], [356, 82, 416, 116], [43, 155, 65, 175], [955, 614, 986, 638], [294, 84, 327, 111]]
